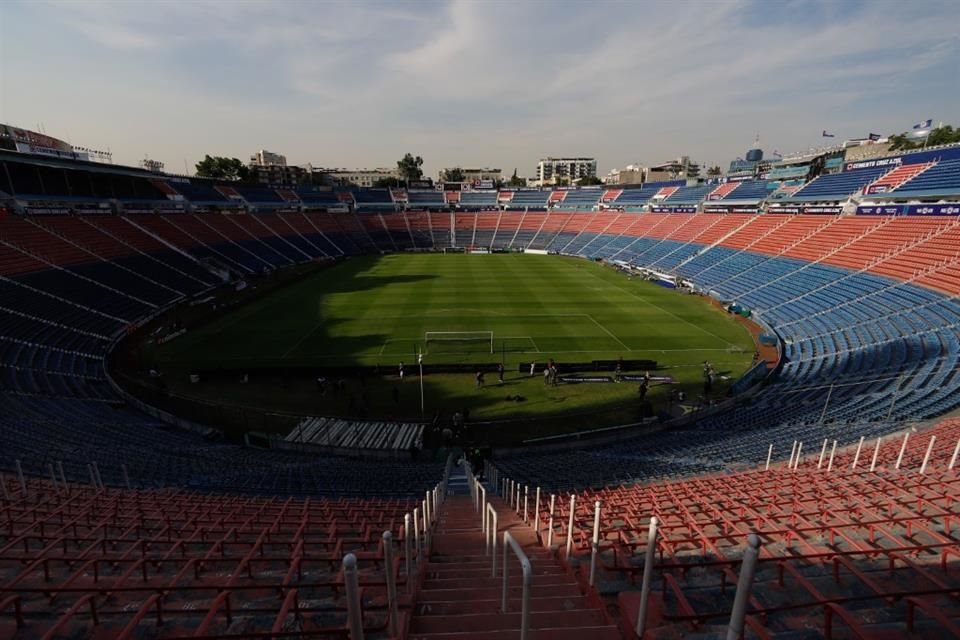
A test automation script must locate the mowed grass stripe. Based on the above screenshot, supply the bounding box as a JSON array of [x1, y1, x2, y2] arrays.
[[161, 254, 754, 367]]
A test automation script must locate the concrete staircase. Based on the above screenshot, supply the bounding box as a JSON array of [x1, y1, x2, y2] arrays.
[[409, 491, 619, 639]]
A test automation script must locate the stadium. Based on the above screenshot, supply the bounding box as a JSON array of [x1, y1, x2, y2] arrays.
[[3, 2, 960, 638]]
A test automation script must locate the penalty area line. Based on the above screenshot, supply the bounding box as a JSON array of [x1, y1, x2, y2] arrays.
[[585, 314, 632, 352], [282, 322, 324, 359]]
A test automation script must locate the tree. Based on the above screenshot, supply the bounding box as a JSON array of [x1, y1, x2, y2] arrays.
[[507, 169, 526, 187], [925, 124, 959, 146], [441, 167, 465, 183], [576, 175, 603, 186], [372, 177, 402, 188], [890, 123, 959, 151], [707, 165, 722, 177], [397, 153, 424, 183], [554, 178, 570, 187], [888, 133, 919, 151], [195, 155, 250, 181]]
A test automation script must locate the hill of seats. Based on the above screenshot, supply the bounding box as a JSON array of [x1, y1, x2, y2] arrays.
[[3, 149, 960, 637], [4, 203, 960, 491]]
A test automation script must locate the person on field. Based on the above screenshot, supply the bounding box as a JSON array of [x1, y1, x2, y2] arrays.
[[497, 363, 505, 385], [529, 361, 536, 377], [476, 370, 484, 388], [543, 367, 551, 385], [398, 362, 405, 381]]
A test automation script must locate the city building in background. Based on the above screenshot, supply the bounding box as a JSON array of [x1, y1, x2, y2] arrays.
[[535, 157, 596, 186], [249, 150, 287, 167], [318, 167, 401, 187], [438, 167, 502, 186], [645, 156, 701, 182]]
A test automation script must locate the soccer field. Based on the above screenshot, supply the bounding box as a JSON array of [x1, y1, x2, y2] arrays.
[[161, 253, 754, 368], [151, 254, 757, 439]]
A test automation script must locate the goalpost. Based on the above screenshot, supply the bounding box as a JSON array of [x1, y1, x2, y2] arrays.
[[424, 331, 494, 354]]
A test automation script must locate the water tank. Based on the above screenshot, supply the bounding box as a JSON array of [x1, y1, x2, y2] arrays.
[[745, 148, 764, 162]]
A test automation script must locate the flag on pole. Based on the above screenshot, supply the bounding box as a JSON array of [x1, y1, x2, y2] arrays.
[[822, 130, 835, 138], [913, 119, 932, 130], [867, 133, 881, 141]]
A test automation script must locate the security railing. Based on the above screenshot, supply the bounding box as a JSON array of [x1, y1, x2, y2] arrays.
[[501, 530, 532, 640]]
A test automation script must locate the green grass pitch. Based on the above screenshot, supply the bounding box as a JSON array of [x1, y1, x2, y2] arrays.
[[155, 254, 756, 440], [163, 254, 752, 366]]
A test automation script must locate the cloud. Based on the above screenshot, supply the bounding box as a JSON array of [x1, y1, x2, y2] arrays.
[[5, 0, 959, 174]]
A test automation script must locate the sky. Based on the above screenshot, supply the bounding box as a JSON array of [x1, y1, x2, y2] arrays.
[[0, 0, 957, 178]]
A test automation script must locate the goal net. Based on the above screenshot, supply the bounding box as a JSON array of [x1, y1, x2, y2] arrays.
[[424, 331, 494, 354]]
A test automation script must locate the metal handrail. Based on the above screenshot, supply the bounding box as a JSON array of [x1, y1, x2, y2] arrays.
[[486, 503, 498, 577], [478, 483, 487, 531], [501, 530, 532, 640], [343, 553, 364, 640], [382, 531, 399, 636]]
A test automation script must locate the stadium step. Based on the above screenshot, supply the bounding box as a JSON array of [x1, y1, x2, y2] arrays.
[[409, 494, 619, 639]]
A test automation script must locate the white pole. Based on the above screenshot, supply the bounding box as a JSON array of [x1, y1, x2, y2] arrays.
[[589, 501, 602, 587], [515, 484, 521, 515], [635, 516, 659, 636], [488, 505, 498, 577], [382, 531, 399, 637], [827, 440, 837, 472], [950, 438, 960, 471], [726, 534, 762, 640], [794, 442, 803, 469], [534, 487, 541, 537], [425, 491, 431, 526], [788, 440, 797, 467], [871, 437, 882, 471], [764, 444, 773, 471], [565, 494, 576, 559], [418, 351, 425, 421], [547, 494, 556, 549], [121, 464, 131, 490], [413, 507, 420, 556], [403, 514, 412, 588], [920, 435, 936, 474], [817, 439, 828, 469], [852, 436, 865, 469], [523, 486, 529, 523], [896, 432, 910, 470], [343, 554, 365, 640]]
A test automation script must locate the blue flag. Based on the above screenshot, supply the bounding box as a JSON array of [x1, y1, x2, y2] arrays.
[[822, 130, 835, 138], [913, 119, 932, 129]]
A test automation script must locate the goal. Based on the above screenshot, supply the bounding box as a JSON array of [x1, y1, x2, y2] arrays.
[[424, 331, 494, 354]]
